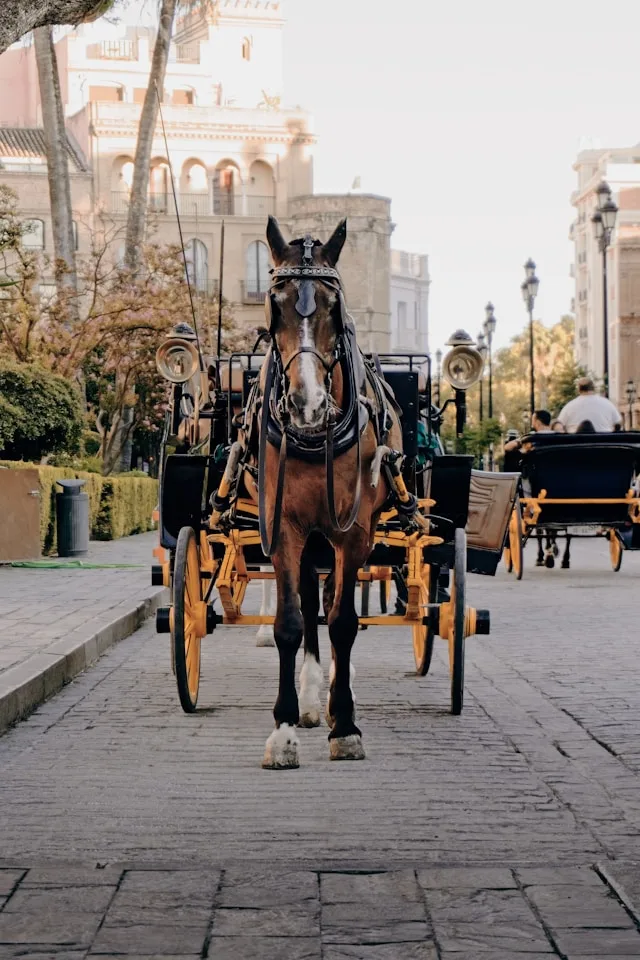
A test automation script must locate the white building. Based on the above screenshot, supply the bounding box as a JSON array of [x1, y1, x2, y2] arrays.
[[389, 249, 429, 354], [571, 144, 640, 423]]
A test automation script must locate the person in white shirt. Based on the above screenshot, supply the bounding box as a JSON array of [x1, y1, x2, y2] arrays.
[[557, 377, 622, 433]]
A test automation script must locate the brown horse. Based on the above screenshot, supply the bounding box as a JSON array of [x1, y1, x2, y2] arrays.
[[242, 216, 402, 768]]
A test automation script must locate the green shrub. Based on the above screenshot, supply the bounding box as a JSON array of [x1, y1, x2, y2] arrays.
[[83, 430, 102, 456], [0, 461, 158, 554], [0, 360, 83, 461]]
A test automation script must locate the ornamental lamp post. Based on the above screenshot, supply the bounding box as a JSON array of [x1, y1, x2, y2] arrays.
[[591, 181, 618, 398], [522, 260, 540, 416], [483, 302, 497, 418], [626, 379, 637, 429], [435, 348, 443, 406], [476, 331, 487, 423]]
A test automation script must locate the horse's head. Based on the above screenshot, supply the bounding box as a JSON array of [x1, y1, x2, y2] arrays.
[[265, 215, 347, 432]]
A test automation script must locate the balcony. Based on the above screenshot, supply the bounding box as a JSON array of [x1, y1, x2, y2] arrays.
[[110, 191, 275, 219], [87, 40, 138, 60], [169, 43, 200, 64]]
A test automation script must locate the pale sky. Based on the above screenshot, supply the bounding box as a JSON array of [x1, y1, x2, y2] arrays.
[[283, 0, 640, 354]]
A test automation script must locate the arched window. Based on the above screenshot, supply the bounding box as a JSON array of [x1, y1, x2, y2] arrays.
[[22, 219, 45, 250], [185, 238, 208, 293], [241, 37, 251, 61], [149, 161, 170, 213], [213, 162, 238, 215], [245, 240, 269, 301]]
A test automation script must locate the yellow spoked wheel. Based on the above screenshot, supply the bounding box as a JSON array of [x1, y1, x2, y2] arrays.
[[413, 565, 437, 676], [609, 529, 623, 572], [173, 526, 204, 713], [509, 500, 524, 581], [449, 528, 466, 715]]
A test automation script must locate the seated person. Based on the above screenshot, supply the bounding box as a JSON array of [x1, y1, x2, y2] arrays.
[[504, 409, 553, 453], [575, 418, 596, 434], [557, 377, 622, 433], [551, 419, 565, 433]]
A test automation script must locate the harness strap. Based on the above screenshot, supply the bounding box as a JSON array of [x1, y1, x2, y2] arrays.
[[326, 413, 362, 533], [258, 356, 288, 556]]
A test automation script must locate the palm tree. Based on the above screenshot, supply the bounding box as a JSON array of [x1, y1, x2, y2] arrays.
[[124, 0, 178, 274], [33, 25, 78, 318]]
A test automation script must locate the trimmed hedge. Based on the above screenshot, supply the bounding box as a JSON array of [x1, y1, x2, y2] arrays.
[[0, 461, 157, 554]]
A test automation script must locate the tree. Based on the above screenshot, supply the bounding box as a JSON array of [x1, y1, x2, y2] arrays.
[[0, 358, 83, 460], [124, 0, 178, 274], [0, 189, 251, 473], [33, 25, 78, 314], [0, 0, 113, 56]]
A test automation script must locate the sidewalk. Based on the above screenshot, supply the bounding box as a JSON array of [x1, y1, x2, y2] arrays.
[[0, 531, 166, 734]]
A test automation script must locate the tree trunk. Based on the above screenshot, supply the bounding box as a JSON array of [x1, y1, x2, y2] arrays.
[[124, 0, 177, 275], [0, 0, 113, 55], [33, 25, 78, 317]]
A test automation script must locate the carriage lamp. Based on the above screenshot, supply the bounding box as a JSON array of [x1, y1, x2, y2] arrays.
[[592, 181, 618, 397], [626, 379, 637, 429], [442, 329, 484, 441], [156, 336, 200, 383], [522, 260, 539, 417]]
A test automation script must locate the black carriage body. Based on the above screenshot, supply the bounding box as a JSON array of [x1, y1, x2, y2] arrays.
[[520, 433, 640, 530]]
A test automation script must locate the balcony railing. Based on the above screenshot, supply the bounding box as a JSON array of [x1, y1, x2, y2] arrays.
[[170, 43, 200, 64], [88, 40, 138, 60], [111, 191, 275, 219], [240, 282, 268, 304]]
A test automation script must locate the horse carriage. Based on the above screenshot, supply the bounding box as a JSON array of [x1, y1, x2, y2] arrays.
[[150, 217, 513, 768], [502, 432, 640, 576]]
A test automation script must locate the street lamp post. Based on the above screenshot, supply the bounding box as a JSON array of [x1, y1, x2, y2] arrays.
[[626, 379, 637, 429], [591, 181, 618, 398], [435, 348, 442, 406], [476, 331, 487, 423], [522, 259, 540, 416], [483, 303, 497, 418]]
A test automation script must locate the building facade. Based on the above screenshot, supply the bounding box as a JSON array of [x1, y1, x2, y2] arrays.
[[0, 2, 397, 349], [389, 249, 429, 354], [571, 144, 640, 425]]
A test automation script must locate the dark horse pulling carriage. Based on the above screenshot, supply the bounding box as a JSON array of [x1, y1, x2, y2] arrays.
[[151, 216, 514, 769], [503, 432, 640, 576]]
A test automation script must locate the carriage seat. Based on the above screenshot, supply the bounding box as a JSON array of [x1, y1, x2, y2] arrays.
[[521, 438, 640, 527], [466, 471, 520, 575]]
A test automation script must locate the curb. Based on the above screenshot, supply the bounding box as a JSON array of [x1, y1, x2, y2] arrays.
[[0, 587, 167, 735]]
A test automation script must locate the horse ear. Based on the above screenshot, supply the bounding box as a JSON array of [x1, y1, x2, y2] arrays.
[[266, 215, 290, 265], [322, 218, 347, 267]]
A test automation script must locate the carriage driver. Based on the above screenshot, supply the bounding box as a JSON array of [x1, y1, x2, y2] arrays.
[[504, 409, 553, 453], [556, 376, 622, 433]]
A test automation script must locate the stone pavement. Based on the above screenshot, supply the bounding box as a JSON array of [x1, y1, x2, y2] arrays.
[[1, 538, 640, 957], [0, 532, 165, 733]]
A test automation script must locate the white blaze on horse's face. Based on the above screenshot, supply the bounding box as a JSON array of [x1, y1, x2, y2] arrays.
[[295, 318, 328, 429]]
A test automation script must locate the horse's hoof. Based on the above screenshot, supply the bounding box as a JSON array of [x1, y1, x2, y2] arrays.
[[544, 555, 555, 568], [299, 708, 321, 728], [561, 561, 570, 570], [256, 625, 275, 647], [262, 724, 300, 769], [329, 735, 365, 761], [535, 559, 544, 567]]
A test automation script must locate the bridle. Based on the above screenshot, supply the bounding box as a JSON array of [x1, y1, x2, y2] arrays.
[[258, 238, 363, 555]]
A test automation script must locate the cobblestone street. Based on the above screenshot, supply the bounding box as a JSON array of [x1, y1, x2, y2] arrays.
[[1, 539, 640, 957]]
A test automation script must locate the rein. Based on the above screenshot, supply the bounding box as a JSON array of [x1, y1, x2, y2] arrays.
[[258, 257, 364, 556]]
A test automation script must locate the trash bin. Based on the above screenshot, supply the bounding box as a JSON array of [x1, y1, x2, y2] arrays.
[[56, 479, 89, 557]]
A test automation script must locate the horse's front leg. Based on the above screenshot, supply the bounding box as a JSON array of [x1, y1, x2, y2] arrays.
[[562, 534, 571, 569], [327, 539, 367, 761], [262, 531, 304, 769], [298, 542, 323, 728]]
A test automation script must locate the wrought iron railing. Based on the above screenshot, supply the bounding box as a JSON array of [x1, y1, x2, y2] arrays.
[[88, 40, 138, 60]]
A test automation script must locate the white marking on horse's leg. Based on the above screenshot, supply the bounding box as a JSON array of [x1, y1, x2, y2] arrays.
[[330, 734, 365, 761], [256, 570, 275, 647], [298, 653, 323, 728], [326, 659, 356, 725], [262, 723, 300, 769]]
